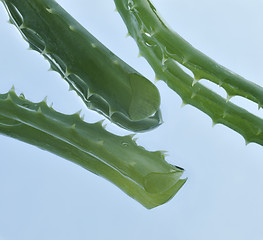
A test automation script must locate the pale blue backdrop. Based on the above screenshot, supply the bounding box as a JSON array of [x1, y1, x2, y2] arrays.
[[1, 0, 263, 239]]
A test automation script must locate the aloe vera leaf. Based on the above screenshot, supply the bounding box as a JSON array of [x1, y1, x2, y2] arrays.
[[1, 0, 162, 132], [114, 0, 263, 107], [114, 0, 263, 145], [0, 88, 186, 209]]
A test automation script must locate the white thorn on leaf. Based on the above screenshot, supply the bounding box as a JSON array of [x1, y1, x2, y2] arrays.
[[80, 114, 85, 121], [190, 92, 196, 99], [42, 96, 48, 103], [181, 101, 187, 108], [182, 58, 188, 64], [69, 25, 76, 31], [226, 94, 232, 103], [102, 122, 107, 129], [256, 129, 262, 136], [37, 107, 42, 114], [19, 23, 26, 29], [10, 85, 15, 92], [128, 133, 137, 140], [97, 140, 104, 145], [46, 8, 54, 14], [96, 119, 105, 126], [161, 65, 167, 72], [68, 85, 74, 91], [75, 109, 82, 116], [41, 48, 48, 55], [154, 75, 161, 83], [7, 19, 14, 24], [161, 56, 168, 65], [19, 93, 25, 99], [192, 78, 199, 87], [64, 68, 71, 78], [87, 88, 93, 98], [212, 121, 217, 128], [245, 139, 250, 146]]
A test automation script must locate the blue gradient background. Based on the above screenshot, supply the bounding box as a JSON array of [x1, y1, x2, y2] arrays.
[[1, 0, 263, 239]]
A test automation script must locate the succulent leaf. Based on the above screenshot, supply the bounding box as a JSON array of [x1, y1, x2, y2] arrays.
[[114, 0, 263, 146], [1, 0, 162, 132], [0, 89, 186, 209]]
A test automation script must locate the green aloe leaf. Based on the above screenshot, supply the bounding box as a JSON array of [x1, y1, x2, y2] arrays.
[[114, 0, 263, 145], [1, 0, 162, 132], [0, 88, 186, 209]]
